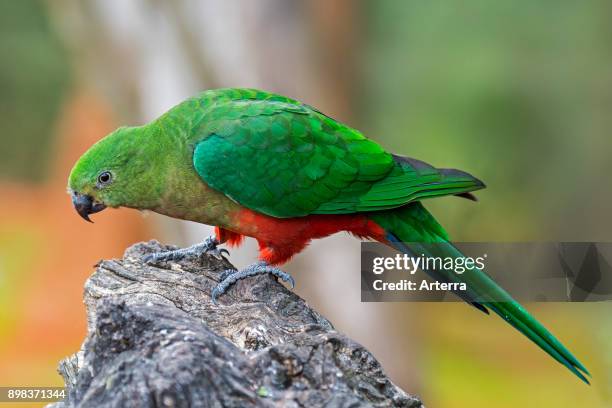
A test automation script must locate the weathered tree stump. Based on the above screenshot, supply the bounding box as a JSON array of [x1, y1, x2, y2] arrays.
[[48, 241, 422, 407]]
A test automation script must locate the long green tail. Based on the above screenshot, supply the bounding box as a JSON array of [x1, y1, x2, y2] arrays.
[[370, 203, 590, 384]]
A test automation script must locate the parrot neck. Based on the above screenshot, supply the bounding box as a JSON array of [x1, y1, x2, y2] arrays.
[[140, 122, 242, 227]]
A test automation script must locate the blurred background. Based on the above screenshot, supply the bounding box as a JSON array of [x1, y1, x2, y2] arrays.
[[1, 1, 611, 407]]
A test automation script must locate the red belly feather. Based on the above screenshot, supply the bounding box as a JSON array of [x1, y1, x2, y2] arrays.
[[216, 208, 387, 265]]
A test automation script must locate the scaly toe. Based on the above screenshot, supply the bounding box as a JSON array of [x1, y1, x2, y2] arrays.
[[210, 262, 295, 305], [144, 235, 229, 264], [144, 250, 183, 264], [219, 268, 238, 281]]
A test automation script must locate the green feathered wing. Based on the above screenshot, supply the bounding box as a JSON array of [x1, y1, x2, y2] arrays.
[[192, 93, 483, 217], [190, 89, 589, 383]]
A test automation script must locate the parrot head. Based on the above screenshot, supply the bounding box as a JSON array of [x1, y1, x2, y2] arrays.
[[68, 126, 154, 222]]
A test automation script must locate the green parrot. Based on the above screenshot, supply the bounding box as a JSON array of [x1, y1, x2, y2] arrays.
[[68, 88, 589, 383]]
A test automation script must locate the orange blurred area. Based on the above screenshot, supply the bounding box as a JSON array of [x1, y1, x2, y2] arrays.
[[0, 91, 151, 388]]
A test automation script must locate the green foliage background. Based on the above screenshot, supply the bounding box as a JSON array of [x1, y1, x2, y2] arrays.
[[0, 0, 69, 182], [360, 1, 612, 243]]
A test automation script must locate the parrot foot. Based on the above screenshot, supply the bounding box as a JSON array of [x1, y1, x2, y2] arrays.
[[145, 236, 229, 263], [211, 261, 295, 305]]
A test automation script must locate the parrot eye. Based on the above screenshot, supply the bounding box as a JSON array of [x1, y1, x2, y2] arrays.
[[97, 171, 113, 186]]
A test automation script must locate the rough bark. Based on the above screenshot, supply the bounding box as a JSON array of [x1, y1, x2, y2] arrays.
[[48, 241, 422, 408]]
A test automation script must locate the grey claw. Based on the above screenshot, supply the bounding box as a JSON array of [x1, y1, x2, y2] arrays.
[[206, 247, 230, 260], [283, 274, 296, 289], [211, 286, 222, 305], [201, 237, 230, 260]]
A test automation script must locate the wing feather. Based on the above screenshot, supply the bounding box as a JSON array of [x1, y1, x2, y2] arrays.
[[192, 95, 484, 218]]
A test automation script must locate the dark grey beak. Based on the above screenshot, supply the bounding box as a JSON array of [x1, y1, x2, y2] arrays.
[[72, 192, 106, 223]]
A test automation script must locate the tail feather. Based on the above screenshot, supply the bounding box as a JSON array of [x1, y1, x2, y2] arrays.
[[371, 204, 590, 384], [439, 241, 591, 383], [387, 233, 489, 315]]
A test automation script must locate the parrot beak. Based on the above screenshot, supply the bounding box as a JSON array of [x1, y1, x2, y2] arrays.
[[71, 192, 106, 223]]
